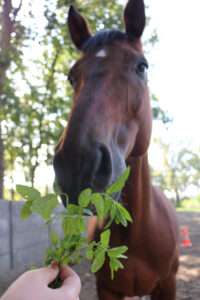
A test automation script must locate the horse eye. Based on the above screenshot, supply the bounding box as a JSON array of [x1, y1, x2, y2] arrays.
[[137, 62, 148, 75], [68, 73, 73, 85]]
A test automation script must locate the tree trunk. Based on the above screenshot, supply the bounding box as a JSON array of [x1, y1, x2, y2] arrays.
[[0, 0, 12, 199], [0, 119, 5, 199], [0, 0, 22, 199], [175, 188, 181, 207]]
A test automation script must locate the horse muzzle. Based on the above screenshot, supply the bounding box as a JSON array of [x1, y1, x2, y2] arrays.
[[53, 139, 125, 207]]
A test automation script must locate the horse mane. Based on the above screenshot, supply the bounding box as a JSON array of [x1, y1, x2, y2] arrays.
[[82, 29, 135, 53]]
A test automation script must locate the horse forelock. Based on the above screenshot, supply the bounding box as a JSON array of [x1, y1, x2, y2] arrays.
[[81, 29, 140, 53]]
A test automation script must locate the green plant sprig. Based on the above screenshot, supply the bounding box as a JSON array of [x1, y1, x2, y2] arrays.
[[16, 166, 132, 284]]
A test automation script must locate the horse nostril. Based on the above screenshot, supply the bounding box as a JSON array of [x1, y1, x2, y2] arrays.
[[92, 145, 112, 191]]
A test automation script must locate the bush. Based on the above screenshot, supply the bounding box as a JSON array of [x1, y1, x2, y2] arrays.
[[176, 195, 200, 212]]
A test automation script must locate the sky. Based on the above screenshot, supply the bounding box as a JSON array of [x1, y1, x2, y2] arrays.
[[143, 0, 200, 164], [6, 0, 200, 190]]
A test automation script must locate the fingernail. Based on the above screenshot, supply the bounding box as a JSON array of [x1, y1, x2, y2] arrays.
[[50, 260, 57, 269]]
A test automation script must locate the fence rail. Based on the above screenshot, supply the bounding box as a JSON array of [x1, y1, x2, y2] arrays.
[[0, 200, 62, 273]]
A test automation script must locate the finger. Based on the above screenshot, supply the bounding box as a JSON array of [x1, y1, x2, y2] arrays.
[[36, 263, 59, 285], [60, 264, 77, 281], [59, 265, 81, 297]]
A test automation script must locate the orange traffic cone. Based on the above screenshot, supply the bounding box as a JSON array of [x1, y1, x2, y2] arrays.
[[181, 226, 192, 247]]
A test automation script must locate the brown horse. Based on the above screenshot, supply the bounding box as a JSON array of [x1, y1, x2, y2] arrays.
[[53, 0, 179, 299]]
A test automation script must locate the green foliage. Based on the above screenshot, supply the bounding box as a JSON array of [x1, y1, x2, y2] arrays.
[[151, 94, 172, 124], [1, 0, 164, 199], [16, 185, 41, 201], [176, 195, 200, 212], [20, 200, 33, 220], [17, 167, 132, 285], [16, 184, 59, 220], [151, 140, 200, 206], [78, 188, 92, 207], [50, 229, 58, 247], [31, 194, 59, 220], [106, 167, 130, 194]]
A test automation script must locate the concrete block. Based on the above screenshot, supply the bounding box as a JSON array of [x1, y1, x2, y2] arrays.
[[51, 222, 63, 237], [13, 240, 48, 268], [0, 253, 10, 272], [0, 201, 10, 261], [13, 226, 49, 251], [0, 201, 9, 237], [12, 201, 45, 234], [0, 201, 77, 273], [0, 237, 10, 256]]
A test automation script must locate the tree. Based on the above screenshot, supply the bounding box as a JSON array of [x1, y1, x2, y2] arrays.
[[17, 0, 161, 185], [151, 139, 200, 206], [151, 94, 172, 124], [185, 149, 200, 194], [0, 0, 24, 199], [1, 0, 165, 198]]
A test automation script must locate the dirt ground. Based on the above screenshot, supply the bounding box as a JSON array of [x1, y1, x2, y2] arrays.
[[0, 212, 200, 299], [176, 212, 200, 300]]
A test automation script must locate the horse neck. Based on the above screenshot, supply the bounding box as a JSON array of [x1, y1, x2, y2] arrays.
[[123, 153, 152, 222]]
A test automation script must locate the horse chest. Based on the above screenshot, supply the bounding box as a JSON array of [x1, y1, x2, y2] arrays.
[[96, 221, 172, 297], [98, 253, 160, 297], [122, 255, 160, 296]]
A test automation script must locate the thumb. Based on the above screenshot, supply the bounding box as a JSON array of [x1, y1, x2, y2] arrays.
[[37, 262, 59, 285]]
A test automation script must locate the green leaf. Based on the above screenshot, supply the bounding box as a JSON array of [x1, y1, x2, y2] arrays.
[[31, 194, 59, 220], [16, 184, 40, 201], [86, 241, 95, 260], [50, 230, 58, 247], [83, 208, 93, 216], [62, 216, 81, 235], [110, 258, 124, 270], [53, 179, 62, 195], [45, 211, 68, 226], [111, 202, 116, 219], [62, 234, 86, 253], [117, 254, 127, 259], [91, 193, 104, 221], [43, 248, 57, 266], [107, 246, 128, 258], [21, 200, 33, 220], [104, 201, 116, 229], [100, 229, 110, 248], [104, 202, 116, 229], [79, 236, 88, 247], [115, 204, 127, 227], [103, 195, 112, 216], [59, 238, 65, 255], [77, 255, 83, 264], [106, 167, 130, 194], [91, 249, 105, 273], [67, 204, 83, 215], [78, 188, 92, 207], [62, 256, 70, 265], [116, 202, 132, 223], [63, 240, 78, 251], [109, 257, 124, 279], [104, 218, 112, 230], [30, 266, 40, 270], [78, 216, 86, 232]]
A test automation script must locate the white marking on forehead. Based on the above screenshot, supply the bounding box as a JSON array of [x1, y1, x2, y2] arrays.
[[96, 49, 107, 57]]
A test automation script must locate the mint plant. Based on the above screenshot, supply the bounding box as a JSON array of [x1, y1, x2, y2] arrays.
[[16, 167, 132, 285]]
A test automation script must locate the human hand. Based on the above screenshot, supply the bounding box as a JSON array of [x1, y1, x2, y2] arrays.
[[1, 263, 81, 300]]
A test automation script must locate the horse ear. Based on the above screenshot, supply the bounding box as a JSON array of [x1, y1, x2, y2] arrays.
[[124, 0, 146, 38], [68, 5, 92, 50]]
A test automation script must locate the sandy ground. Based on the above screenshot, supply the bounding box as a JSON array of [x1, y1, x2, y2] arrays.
[[0, 212, 200, 300]]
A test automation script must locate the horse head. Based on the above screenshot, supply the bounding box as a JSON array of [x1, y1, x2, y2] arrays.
[[53, 0, 152, 206]]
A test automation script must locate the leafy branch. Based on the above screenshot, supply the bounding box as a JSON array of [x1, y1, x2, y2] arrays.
[[16, 166, 132, 285]]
